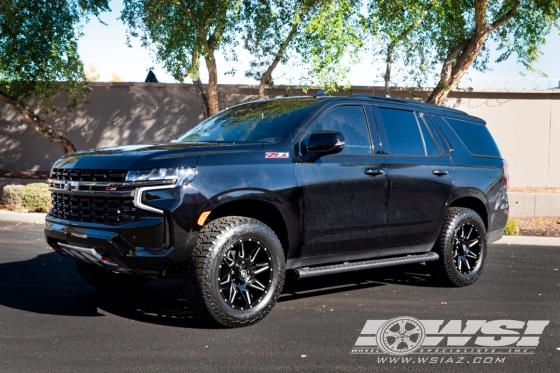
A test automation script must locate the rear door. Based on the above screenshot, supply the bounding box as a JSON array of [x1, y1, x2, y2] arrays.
[[295, 104, 387, 259], [373, 106, 453, 254]]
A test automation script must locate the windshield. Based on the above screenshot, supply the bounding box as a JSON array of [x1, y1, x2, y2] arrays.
[[176, 98, 317, 144]]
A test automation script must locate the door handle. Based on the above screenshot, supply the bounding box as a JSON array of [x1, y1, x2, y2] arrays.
[[365, 168, 385, 176], [432, 170, 449, 176]]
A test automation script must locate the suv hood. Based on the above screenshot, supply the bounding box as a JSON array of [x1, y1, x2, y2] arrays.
[[52, 143, 264, 170]]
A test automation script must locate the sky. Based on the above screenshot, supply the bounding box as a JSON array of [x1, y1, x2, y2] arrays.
[[77, 0, 560, 90]]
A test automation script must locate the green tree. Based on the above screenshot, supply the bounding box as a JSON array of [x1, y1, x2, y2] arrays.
[[242, 0, 362, 99], [0, 0, 109, 154], [364, 0, 438, 97], [121, 0, 241, 117], [301, 0, 363, 93], [425, 0, 560, 104]]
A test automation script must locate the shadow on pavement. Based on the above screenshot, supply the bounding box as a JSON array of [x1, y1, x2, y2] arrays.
[[0, 251, 436, 327]]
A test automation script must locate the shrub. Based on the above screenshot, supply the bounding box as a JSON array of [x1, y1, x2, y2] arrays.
[[2, 184, 25, 210], [21, 183, 51, 213], [504, 218, 520, 236]]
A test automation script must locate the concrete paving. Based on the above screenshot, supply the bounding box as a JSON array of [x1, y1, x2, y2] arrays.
[[0, 221, 558, 372], [0, 210, 45, 224]]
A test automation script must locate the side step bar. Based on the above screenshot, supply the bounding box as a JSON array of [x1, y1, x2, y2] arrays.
[[293, 252, 439, 279]]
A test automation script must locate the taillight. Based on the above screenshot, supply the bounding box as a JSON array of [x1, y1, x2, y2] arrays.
[[503, 159, 509, 190]]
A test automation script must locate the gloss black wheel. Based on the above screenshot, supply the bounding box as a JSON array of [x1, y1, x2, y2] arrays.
[[183, 216, 285, 328], [218, 239, 273, 310], [453, 222, 482, 274], [427, 207, 487, 287]]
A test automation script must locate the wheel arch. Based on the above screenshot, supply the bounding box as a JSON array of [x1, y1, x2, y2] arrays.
[[448, 192, 489, 230], [204, 195, 293, 259]]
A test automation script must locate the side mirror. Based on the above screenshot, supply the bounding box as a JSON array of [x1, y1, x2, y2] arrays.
[[303, 131, 345, 162]]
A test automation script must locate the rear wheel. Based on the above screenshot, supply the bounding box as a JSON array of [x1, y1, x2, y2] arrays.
[[183, 216, 285, 328], [75, 261, 150, 293], [427, 207, 487, 287]]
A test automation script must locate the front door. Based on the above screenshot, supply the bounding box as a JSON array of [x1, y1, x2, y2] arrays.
[[295, 105, 388, 259]]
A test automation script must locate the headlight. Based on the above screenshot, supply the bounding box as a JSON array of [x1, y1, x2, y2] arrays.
[[126, 168, 196, 185]]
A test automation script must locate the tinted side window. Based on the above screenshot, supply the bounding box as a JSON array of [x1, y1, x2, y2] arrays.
[[443, 117, 501, 157], [378, 108, 435, 156], [310, 106, 371, 155]]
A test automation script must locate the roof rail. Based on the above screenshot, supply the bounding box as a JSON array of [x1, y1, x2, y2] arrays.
[[349, 94, 467, 115], [314, 89, 330, 98]]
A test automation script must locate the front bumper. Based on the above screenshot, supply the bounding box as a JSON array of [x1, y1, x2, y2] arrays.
[[45, 213, 196, 277]]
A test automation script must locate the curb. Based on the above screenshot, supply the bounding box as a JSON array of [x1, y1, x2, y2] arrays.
[[0, 210, 46, 224], [493, 236, 560, 247]]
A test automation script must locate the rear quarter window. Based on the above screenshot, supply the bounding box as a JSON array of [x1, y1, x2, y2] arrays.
[[441, 117, 501, 158]]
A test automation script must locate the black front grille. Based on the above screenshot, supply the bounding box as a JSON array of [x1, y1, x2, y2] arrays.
[[50, 193, 141, 223], [50, 168, 128, 182]]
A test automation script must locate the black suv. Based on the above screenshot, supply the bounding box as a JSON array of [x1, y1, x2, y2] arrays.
[[44, 94, 509, 327]]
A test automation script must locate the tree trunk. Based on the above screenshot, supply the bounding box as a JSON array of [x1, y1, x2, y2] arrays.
[[384, 44, 395, 97], [258, 22, 299, 100], [204, 54, 220, 116], [0, 89, 76, 154], [189, 47, 210, 118], [426, 37, 485, 105], [426, 0, 520, 105], [192, 77, 210, 118]]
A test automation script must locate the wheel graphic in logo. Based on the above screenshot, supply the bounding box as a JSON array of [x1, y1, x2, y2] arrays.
[[376, 317, 425, 355]]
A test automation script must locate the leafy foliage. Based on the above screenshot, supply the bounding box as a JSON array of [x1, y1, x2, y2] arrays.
[[504, 218, 520, 236], [21, 183, 51, 213], [425, 0, 560, 103], [240, 0, 362, 95], [363, 0, 438, 94], [1, 184, 24, 210], [0, 0, 109, 112], [301, 0, 363, 92], [121, 0, 242, 114], [0, 0, 109, 153]]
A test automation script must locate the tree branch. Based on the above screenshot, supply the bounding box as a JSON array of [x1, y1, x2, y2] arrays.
[[488, 0, 521, 32], [258, 20, 300, 99], [172, 1, 208, 47], [0, 88, 76, 153], [439, 38, 470, 84], [208, 2, 228, 52]]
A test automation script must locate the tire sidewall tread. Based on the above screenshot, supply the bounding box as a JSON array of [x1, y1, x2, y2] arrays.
[[183, 216, 285, 328], [427, 207, 487, 287]]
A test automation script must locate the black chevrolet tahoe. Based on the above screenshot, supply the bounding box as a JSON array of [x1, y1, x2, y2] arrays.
[[44, 94, 509, 327]]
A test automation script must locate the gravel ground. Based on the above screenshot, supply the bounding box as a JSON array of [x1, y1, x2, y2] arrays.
[[509, 186, 560, 193], [515, 217, 560, 237], [0, 170, 49, 179]]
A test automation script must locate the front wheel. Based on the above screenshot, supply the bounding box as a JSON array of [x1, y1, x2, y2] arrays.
[[427, 207, 487, 287], [183, 216, 285, 328], [75, 261, 150, 293]]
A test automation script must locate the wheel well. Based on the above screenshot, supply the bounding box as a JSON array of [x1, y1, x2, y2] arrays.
[[449, 197, 488, 229], [207, 200, 290, 257]]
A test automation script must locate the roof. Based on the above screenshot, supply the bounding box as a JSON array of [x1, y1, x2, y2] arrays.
[[347, 94, 468, 115]]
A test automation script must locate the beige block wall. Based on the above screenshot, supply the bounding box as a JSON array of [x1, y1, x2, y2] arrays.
[[452, 95, 559, 187], [0, 84, 559, 188]]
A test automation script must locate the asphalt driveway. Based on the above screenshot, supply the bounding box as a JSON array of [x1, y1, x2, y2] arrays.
[[0, 222, 558, 372]]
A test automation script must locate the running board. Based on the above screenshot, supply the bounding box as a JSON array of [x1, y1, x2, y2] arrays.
[[293, 252, 439, 279]]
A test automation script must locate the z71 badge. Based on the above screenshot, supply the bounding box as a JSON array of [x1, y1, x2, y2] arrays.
[[265, 152, 289, 159]]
